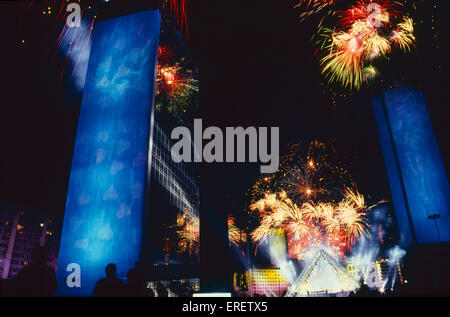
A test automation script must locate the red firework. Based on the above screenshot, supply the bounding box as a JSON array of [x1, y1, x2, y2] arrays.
[[168, 0, 189, 35], [250, 189, 370, 260], [338, 0, 401, 30]]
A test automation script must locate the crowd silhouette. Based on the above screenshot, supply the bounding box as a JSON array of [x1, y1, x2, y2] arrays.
[[92, 263, 173, 297], [2, 247, 171, 297], [3, 247, 410, 297], [15, 247, 58, 297]]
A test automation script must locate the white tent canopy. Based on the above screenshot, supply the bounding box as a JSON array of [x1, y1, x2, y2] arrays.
[[286, 249, 359, 297]]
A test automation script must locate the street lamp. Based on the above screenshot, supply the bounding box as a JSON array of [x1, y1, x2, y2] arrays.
[[427, 214, 442, 243]]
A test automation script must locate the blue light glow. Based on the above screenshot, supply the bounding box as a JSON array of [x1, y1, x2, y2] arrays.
[[372, 87, 450, 246], [56, 10, 161, 296]]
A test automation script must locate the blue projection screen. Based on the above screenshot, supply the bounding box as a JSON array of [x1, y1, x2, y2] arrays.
[[372, 87, 450, 247], [56, 10, 161, 296]]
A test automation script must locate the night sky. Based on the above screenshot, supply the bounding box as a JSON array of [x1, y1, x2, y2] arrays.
[[0, 0, 448, 225]]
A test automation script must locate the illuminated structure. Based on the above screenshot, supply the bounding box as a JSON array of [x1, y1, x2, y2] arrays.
[[139, 6, 200, 293], [56, 0, 201, 296], [146, 120, 200, 265], [372, 86, 450, 246], [346, 256, 405, 292], [56, 3, 161, 296], [286, 249, 359, 297], [0, 206, 59, 280], [232, 229, 291, 297], [234, 268, 290, 297], [268, 228, 287, 264], [376, 257, 405, 290]]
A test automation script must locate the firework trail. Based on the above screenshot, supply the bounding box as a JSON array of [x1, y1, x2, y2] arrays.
[[18, 1, 190, 88], [295, 0, 336, 22], [166, 0, 189, 36], [17, 1, 97, 88]]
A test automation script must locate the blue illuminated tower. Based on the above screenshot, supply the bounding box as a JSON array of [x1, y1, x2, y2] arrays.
[[56, 4, 161, 296], [372, 86, 450, 247]]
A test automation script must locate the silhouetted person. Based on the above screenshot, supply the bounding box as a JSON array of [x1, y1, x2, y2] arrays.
[[92, 263, 125, 297], [156, 282, 168, 297], [169, 280, 192, 297], [355, 281, 372, 297], [15, 247, 58, 297], [124, 269, 154, 297]]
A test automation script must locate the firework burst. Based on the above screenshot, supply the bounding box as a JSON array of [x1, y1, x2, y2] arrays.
[[175, 212, 199, 255], [275, 141, 354, 205], [250, 188, 370, 260], [248, 141, 355, 215], [308, 0, 417, 89], [390, 17, 415, 52], [339, 0, 395, 29], [247, 141, 377, 260]]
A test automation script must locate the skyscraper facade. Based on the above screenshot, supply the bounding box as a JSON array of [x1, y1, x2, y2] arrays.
[[56, 5, 162, 296], [0, 206, 59, 280], [56, 1, 200, 296], [372, 86, 450, 246]]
